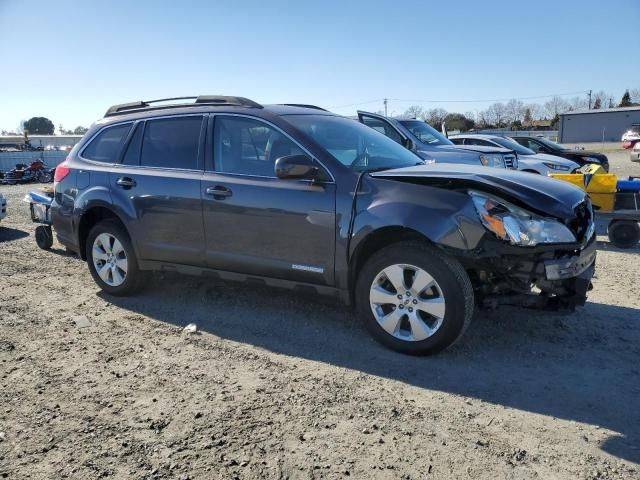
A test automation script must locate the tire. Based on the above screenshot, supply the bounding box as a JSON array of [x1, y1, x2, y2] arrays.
[[35, 225, 53, 250], [355, 241, 474, 355], [607, 220, 640, 249], [86, 219, 146, 296], [38, 172, 52, 183]]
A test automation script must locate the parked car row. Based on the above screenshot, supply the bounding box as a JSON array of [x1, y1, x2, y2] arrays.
[[35, 95, 597, 355], [353, 111, 610, 174], [449, 134, 579, 175]]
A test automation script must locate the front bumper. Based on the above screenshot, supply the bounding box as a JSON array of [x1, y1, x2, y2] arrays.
[[544, 239, 596, 280], [461, 237, 597, 311]]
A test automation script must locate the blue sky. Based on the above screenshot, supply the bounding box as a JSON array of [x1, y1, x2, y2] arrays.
[[0, 0, 638, 131]]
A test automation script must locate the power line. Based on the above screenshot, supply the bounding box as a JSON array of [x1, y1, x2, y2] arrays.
[[328, 90, 590, 110]]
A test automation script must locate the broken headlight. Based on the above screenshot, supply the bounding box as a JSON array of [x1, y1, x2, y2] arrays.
[[469, 191, 576, 246]]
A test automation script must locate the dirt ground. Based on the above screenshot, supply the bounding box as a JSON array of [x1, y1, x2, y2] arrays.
[[1, 151, 639, 480]]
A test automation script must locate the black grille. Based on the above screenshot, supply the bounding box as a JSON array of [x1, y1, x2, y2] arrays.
[[504, 154, 516, 169], [568, 198, 593, 242]]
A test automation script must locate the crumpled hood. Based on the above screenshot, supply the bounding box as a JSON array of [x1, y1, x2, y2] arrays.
[[370, 163, 587, 219]]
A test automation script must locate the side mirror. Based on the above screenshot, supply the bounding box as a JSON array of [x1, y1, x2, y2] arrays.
[[274, 154, 318, 180]]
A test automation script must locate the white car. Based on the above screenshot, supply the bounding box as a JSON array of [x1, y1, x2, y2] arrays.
[[449, 135, 580, 175], [0, 193, 6, 223], [631, 141, 640, 163], [621, 125, 640, 142]]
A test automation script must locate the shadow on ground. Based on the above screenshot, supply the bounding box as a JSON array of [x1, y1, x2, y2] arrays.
[[101, 275, 640, 464], [0, 227, 29, 242]]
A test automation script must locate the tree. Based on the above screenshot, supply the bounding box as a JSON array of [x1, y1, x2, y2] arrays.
[[523, 108, 532, 126], [23, 117, 55, 135], [505, 99, 525, 124], [403, 105, 425, 119], [485, 102, 507, 127], [444, 113, 474, 132], [544, 96, 570, 118], [619, 90, 632, 107], [424, 108, 448, 129], [73, 126, 89, 135], [630, 88, 640, 104], [592, 97, 601, 109]]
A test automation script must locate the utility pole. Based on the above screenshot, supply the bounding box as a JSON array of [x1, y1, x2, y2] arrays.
[[588, 90, 592, 110], [383, 98, 388, 117]]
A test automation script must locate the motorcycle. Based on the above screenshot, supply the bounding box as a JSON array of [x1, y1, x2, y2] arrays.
[[1, 160, 54, 185]]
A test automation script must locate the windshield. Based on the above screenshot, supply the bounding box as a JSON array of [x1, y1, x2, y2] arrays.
[[536, 137, 563, 150], [282, 114, 423, 172], [492, 137, 535, 155], [398, 120, 453, 146]]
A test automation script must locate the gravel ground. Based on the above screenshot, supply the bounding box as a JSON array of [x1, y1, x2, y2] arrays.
[[1, 151, 639, 480]]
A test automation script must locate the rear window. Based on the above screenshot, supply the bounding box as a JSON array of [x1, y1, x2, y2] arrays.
[[140, 116, 202, 169], [82, 123, 132, 162]]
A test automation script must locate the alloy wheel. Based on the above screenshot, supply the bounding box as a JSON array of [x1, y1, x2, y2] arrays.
[[92, 233, 128, 287], [369, 263, 446, 341]]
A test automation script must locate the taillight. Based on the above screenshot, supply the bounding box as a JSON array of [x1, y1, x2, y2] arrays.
[[54, 161, 70, 182]]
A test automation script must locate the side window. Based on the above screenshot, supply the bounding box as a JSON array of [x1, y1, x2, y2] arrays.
[[214, 116, 304, 177], [464, 138, 492, 146], [525, 139, 541, 152], [361, 117, 403, 144], [122, 123, 143, 166], [82, 123, 132, 162], [449, 138, 464, 145], [140, 116, 203, 169]]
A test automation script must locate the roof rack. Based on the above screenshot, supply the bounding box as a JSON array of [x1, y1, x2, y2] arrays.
[[104, 96, 263, 117], [279, 103, 328, 111]]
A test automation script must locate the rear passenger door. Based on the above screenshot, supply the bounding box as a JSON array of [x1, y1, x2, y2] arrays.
[[109, 115, 206, 266]]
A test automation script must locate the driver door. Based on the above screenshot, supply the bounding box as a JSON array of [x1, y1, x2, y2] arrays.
[[357, 111, 407, 146], [201, 115, 336, 286]]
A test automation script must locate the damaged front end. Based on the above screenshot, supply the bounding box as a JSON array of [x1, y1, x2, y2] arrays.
[[464, 238, 596, 311], [366, 165, 597, 312]]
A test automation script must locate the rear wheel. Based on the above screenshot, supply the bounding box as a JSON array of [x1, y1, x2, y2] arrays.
[[86, 219, 146, 295], [608, 220, 640, 249], [35, 225, 53, 250], [355, 242, 474, 355]]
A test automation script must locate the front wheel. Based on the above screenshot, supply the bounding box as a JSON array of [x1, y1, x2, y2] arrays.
[[355, 242, 474, 355], [86, 219, 147, 296]]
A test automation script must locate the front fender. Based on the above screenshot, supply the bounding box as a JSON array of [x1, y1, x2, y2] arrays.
[[349, 176, 485, 258]]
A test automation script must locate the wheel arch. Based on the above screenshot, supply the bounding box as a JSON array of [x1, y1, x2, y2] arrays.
[[77, 205, 131, 260], [348, 226, 433, 304]]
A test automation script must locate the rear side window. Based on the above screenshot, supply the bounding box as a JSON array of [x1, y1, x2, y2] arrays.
[[140, 116, 203, 169], [82, 123, 131, 162]]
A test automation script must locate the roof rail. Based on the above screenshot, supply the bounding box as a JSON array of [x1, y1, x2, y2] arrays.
[[104, 95, 262, 117], [279, 103, 328, 111]]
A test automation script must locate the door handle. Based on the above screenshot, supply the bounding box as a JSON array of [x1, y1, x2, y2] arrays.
[[116, 177, 136, 188], [206, 186, 232, 199]]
